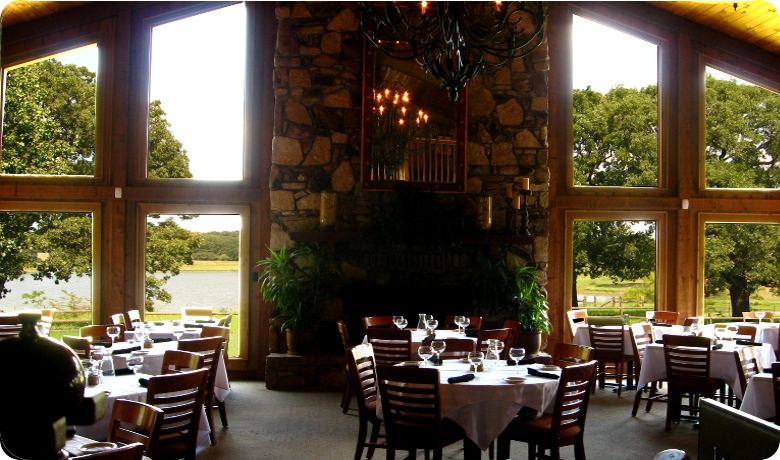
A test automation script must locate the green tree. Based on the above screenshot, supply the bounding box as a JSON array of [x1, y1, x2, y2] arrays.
[[193, 231, 239, 260], [0, 58, 197, 309]]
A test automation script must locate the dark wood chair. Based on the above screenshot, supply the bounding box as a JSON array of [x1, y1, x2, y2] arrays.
[[683, 316, 704, 327], [550, 342, 594, 368], [62, 335, 91, 358], [336, 319, 354, 414], [502, 319, 521, 348], [663, 335, 722, 431], [647, 311, 680, 325], [630, 322, 667, 416], [366, 328, 412, 365], [420, 338, 475, 359], [80, 324, 125, 343], [347, 343, 387, 460], [743, 311, 775, 323], [443, 315, 483, 330], [588, 324, 631, 396], [732, 346, 760, 406], [78, 442, 145, 460], [477, 328, 512, 359], [110, 313, 127, 329], [106, 399, 164, 459], [377, 364, 467, 460], [587, 316, 623, 326], [362, 316, 395, 334], [146, 368, 209, 460], [496, 360, 598, 460], [177, 336, 224, 444], [160, 349, 204, 375]]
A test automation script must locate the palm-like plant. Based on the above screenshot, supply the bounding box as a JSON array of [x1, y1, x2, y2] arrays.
[[510, 263, 552, 333]]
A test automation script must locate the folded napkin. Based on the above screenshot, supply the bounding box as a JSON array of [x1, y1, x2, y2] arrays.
[[736, 340, 763, 347], [447, 374, 475, 384], [465, 330, 479, 338], [153, 321, 165, 326], [424, 333, 436, 341], [183, 323, 204, 328], [112, 346, 141, 355], [138, 377, 149, 388], [90, 341, 112, 348], [153, 337, 173, 343], [430, 355, 443, 365], [572, 317, 585, 323], [527, 367, 560, 379], [114, 368, 134, 376], [711, 343, 723, 350], [506, 358, 535, 366], [654, 323, 672, 327], [655, 340, 664, 344]]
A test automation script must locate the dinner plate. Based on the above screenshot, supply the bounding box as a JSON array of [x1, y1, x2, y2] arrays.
[[538, 365, 560, 371], [504, 376, 526, 384], [79, 442, 117, 453], [458, 358, 471, 364]]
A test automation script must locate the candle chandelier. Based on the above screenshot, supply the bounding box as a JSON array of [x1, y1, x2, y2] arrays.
[[361, 1, 546, 101]]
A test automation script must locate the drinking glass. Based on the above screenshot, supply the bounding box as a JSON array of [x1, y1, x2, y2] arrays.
[[127, 351, 145, 378], [393, 316, 405, 329], [454, 315, 465, 333], [106, 326, 120, 346], [90, 345, 106, 371], [493, 340, 505, 360], [756, 311, 766, 324], [467, 351, 484, 377], [172, 328, 185, 341], [418, 345, 434, 367], [461, 317, 470, 334], [431, 339, 446, 363], [426, 318, 438, 332], [509, 347, 526, 374], [690, 322, 700, 336]]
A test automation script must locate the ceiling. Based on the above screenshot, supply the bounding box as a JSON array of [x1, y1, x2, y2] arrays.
[[1, 1, 780, 55]]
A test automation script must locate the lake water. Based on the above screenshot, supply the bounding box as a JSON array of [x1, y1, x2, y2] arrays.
[[0, 272, 239, 312]]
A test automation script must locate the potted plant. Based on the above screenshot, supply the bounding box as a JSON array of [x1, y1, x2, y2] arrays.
[[258, 242, 339, 355], [509, 261, 552, 356]]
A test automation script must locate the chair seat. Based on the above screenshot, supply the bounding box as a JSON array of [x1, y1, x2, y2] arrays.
[[507, 414, 583, 444]]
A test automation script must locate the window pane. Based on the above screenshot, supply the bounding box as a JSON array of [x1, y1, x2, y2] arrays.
[[573, 220, 656, 320], [148, 4, 246, 180], [572, 15, 658, 187], [704, 67, 780, 189], [704, 222, 780, 319], [2, 46, 98, 176], [145, 214, 241, 357], [0, 211, 93, 338]]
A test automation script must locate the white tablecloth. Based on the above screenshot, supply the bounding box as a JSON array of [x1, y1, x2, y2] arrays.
[[436, 361, 560, 451], [125, 324, 201, 342], [699, 322, 779, 349], [411, 329, 477, 348], [74, 373, 211, 453], [637, 341, 776, 400], [740, 373, 775, 420]]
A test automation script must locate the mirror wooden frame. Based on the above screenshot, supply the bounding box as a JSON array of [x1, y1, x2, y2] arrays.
[[360, 38, 468, 193]]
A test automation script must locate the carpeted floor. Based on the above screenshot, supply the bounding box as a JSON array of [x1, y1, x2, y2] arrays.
[[198, 380, 700, 460]]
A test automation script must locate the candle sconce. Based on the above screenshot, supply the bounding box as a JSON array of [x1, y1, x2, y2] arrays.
[[518, 189, 532, 236], [476, 196, 492, 232]]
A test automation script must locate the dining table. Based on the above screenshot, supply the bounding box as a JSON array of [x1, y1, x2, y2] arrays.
[[739, 372, 775, 420], [124, 321, 205, 342], [700, 322, 779, 349], [637, 340, 776, 400], [411, 329, 478, 349], [421, 360, 560, 457]]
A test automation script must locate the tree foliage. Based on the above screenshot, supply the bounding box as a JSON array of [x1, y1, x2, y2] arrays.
[[193, 231, 239, 260], [0, 58, 197, 309]]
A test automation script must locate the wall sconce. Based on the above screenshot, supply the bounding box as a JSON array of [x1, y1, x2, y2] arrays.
[[319, 191, 337, 230]]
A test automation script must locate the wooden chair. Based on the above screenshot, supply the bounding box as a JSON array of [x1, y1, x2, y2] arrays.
[[443, 315, 483, 330], [0, 314, 21, 325], [772, 362, 780, 425], [178, 336, 224, 443], [366, 328, 412, 365], [80, 324, 125, 343], [550, 342, 594, 368], [742, 311, 775, 323], [0, 325, 23, 340], [376, 364, 467, 460], [336, 320, 354, 414], [362, 316, 395, 334], [62, 335, 91, 358], [216, 314, 232, 328], [126, 309, 142, 329], [647, 311, 680, 325], [588, 324, 631, 396], [106, 399, 164, 459], [39, 308, 55, 336], [78, 442, 145, 460], [146, 368, 209, 460], [201, 325, 230, 353], [420, 338, 475, 359], [181, 306, 213, 322], [587, 316, 624, 326], [110, 313, 127, 328], [566, 310, 588, 340], [477, 328, 512, 359], [630, 323, 667, 416], [736, 325, 757, 341], [683, 316, 704, 327], [160, 349, 204, 375], [733, 346, 760, 406], [496, 360, 598, 460], [502, 319, 521, 348], [347, 343, 387, 460], [663, 335, 722, 431]]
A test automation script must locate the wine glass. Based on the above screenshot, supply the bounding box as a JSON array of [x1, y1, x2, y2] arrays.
[[426, 318, 438, 332], [418, 345, 434, 367], [461, 317, 470, 334], [106, 326, 120, 346], [509, 347, 526, 374], [467, 351, 484, 377], [396, 318, 408, 330], [90, 345, 106, 371], [431, 339, 446, 363], [493, 340, 505, 360], [127, 350, 145, 378], [393, 316, 405, 329], [172, 327, 185, 341], [454, 315, 465, 333], [756, 311, 766, 324]]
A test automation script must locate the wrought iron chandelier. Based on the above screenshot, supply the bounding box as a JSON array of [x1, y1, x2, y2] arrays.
[[361, 1, 546, 101]]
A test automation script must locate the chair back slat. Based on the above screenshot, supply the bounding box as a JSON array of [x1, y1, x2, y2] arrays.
[[551, 361, 598, 434], [160, 349, 204, 375], [629, 323, 654, 374], [647, 311, 680, 325], [476, 328, 511, 359], [734, 346, 759, 396], [551, 342, 594, 368], [366, 328, 412, 365], [663, 335, 712, 390], [107, 399, 164, 458], [146, 368, 209, 456], [362, 316, 395, 334]]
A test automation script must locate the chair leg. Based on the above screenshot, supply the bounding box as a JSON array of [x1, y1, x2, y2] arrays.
[[342, 369, 352, 414], [496, 434, 511, 460], [366, 421, 381, 459], [631, 385, 644, 416], [616, 362, 623, 397], [205, 400, 217, 445], [354, 419, 367, 460], [216, 398, 228, 427], [574, 435, 586, 460]]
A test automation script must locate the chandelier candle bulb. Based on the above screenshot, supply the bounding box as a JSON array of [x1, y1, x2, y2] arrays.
[[513, 195, 522, 210], [521, 177, 530, 190]]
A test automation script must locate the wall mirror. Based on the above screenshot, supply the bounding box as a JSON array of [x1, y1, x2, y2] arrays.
[[361, 38, 467, 193]]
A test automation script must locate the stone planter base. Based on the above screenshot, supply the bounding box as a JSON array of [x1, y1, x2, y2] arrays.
[[265, 353, 345, 391]]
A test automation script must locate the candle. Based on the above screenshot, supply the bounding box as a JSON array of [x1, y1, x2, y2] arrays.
[[505, 185, 513, 199], [513, 195, 521, 210], [521, 177, 530, 190]]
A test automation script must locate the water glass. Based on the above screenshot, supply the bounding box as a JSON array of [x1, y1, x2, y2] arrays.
[[454, 315, 465, 333], [393, 316, 405, 329], [509, 347, 526, 374], [418, 345, 434, 367], [467, 351, 484, 376], [396, 318, 408, 330], [106, 326, 120, 345], [461, 317, 470, 333], [431, 339, 446, 363]]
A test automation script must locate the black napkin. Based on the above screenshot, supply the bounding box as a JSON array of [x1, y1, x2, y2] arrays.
[[183, 323, 203, 328], [572, 317, 585, 323], [507, 358, 535, 366], [138, 377, 149, 388], [447, 374, 475, 384], [112, 346, 141, 355], [114, 368, 134, 376], [712, 343, 723, 350], [153, 321, 165, 326], [465, 330, 479, 338], [654, 323, 672, 327], [655, 340, 664, 344], [153, 337, 173, 343], [429, 355, 443, 365], [424, 333, 436, 341], [527, 367, 560, 379], [736, 340, 763, 347], [91, 341, 113, 348]]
